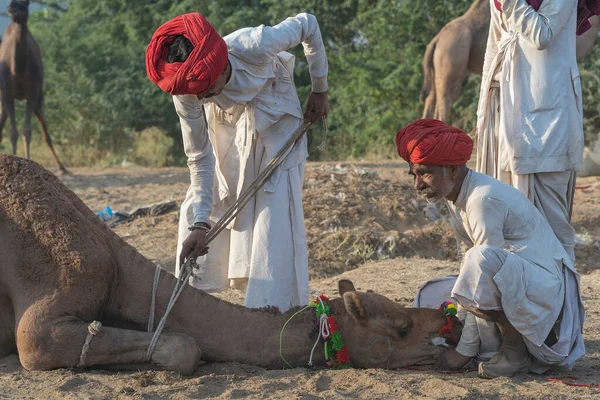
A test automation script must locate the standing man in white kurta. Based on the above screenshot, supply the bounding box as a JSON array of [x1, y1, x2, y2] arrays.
[[146, 12, 329, 312], [476, 0, 584, 261], [396, 119, 585, 378]]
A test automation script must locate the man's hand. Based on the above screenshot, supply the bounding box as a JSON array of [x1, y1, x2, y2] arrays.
[[179, 229, 209, 267], [304, 91, 329, 123], [435, 348, 473, 371]]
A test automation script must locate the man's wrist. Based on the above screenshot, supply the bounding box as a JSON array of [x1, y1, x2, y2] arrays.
[[188, 221, 211, 232]]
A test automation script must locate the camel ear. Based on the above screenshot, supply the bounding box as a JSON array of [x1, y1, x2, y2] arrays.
[[338, 279, 356, 296], [343, 292, 366, 323]]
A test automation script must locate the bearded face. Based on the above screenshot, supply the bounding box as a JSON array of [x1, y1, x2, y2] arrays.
[[408, 164, 457, 203]]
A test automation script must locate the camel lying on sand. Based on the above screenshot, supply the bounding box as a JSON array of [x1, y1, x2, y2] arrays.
[[0, 155, 461, 374], [421, 0, 599, 123]]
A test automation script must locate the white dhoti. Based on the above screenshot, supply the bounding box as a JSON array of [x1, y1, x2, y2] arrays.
[[477, 85, 577, 261], [176, 135, 309, 312]]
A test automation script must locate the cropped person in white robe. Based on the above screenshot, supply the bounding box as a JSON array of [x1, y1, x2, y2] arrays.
[[145, 13, 329, 312], [476, 0, 584, 262], [396, 119, 585, 378]]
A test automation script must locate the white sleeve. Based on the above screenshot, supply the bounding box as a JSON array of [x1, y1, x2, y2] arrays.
[[243, 13, 329, 93], [173, 94, 215, 225], [501, 0, 576, 50], [455, 312, 480, 358], [465, 196, 507, 248]]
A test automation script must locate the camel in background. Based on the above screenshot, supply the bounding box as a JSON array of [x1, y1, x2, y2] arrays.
[[0, 0, 67, 174], [0, 154, 460, 374], [420, 0, 600, 123]]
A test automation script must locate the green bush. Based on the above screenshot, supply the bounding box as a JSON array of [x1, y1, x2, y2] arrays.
[[131, 127, 174, 167]]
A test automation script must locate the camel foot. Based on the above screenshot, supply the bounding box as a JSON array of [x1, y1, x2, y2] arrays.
[[150, 333, 201, 376]]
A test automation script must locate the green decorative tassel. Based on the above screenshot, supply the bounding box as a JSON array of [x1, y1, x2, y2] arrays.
[[330, 332, 344, 351], [315, 302, 330, 317]]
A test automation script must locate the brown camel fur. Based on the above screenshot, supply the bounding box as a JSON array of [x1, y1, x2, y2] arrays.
[[0, 154, 461, 374], [421, 0, 599, 123], [0, 0, 67, 175]]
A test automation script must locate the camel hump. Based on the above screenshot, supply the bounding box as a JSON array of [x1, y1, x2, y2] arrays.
[[0, 155, 116, 292]]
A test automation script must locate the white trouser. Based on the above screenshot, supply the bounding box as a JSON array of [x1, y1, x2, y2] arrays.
[[453, 246, 506, 361]]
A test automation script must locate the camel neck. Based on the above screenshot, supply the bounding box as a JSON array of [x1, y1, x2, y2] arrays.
[[7, 22, 29, 74], [167, 287, 330, 368]]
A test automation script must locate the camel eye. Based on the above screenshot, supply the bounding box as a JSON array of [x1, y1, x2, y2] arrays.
[[396, 326, 410, 338]]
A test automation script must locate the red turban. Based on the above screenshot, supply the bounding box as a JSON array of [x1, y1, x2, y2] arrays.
[[145, 13, 228, 95], [395, 119, 473, 166]]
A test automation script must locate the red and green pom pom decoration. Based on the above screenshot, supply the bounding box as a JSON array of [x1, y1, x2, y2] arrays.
[[310, 295, 351, 369], [438, 301, 457, 317]]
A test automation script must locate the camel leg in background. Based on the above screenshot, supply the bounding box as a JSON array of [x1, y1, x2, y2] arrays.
[[0, 108, 7, 146], [15, 304, 201, 374], [4, 95, 19, 156], [434, 74, 467, 124], [0, 295, 16, 358], [22, 99, 33, 160], [34, 98, 68, 175], [422, 90, 436, 119]]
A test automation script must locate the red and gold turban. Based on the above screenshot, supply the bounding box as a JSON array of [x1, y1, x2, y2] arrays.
[[145, 13, 228, 95], [395, 119, 473, 165]]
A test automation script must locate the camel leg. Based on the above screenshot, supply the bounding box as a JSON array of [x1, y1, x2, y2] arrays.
[[22, 101, 34, 160], [16, 307, 201, 374], [0, 295, 16, 358], [422, 91, 436, 119], [34, 101, 68, 175], [3, 96, 19, 156], [434, 72, 469, 124], [0, 109, 7, 147]]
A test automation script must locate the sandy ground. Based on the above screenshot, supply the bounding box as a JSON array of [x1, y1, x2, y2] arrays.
[[1, 161, 599, 399]]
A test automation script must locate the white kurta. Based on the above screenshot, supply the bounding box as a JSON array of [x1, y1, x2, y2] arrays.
[[173, 14, 329, 312], [447, 170, 585, 370], [476, 0, 584, 175]]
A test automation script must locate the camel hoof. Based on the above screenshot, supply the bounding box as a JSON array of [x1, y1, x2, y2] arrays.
[[151, 333, 201, 375]]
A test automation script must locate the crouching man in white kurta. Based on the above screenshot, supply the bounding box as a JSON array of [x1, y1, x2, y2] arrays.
[[396, 119, 585, 378], [145, 12, 329, 312]]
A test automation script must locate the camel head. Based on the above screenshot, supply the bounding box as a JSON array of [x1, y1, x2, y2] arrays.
[[8, 0, 29, 23], [333, 279, 461, 368]]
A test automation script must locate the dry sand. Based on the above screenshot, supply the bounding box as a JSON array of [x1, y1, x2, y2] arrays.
[[1, 161, 599, 399]]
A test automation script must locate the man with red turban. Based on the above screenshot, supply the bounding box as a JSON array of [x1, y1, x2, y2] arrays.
[[396, 119, 584, 378], [145, 13, 329, 312]]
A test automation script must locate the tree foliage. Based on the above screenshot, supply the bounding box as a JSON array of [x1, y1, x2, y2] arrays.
[[16, 0, 600, 166]]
